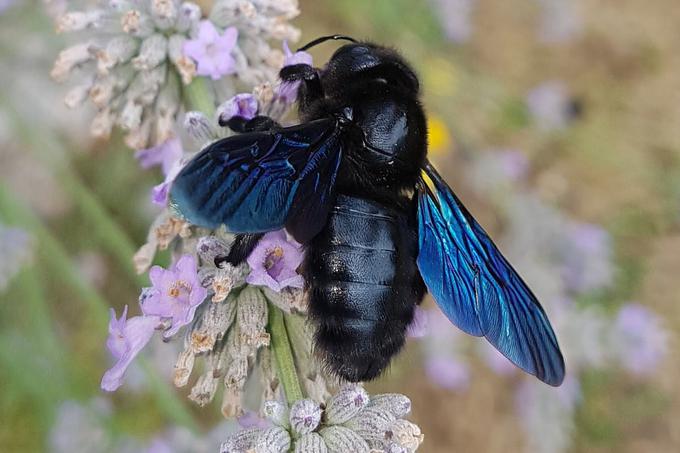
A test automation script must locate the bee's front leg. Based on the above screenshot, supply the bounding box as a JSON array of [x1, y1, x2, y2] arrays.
[[280, 63, 324, 106]]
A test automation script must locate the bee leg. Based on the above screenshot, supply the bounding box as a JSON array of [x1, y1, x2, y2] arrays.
[[280, 63, 324, 106], [215, 233, 265, 267], [221, 115, 281, 133]]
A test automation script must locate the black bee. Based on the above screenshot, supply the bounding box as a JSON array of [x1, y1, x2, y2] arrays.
[[170, 35, 565, 385]]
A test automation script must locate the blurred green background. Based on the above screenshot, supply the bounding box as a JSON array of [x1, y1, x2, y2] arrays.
[[1, 0, 679, 451]]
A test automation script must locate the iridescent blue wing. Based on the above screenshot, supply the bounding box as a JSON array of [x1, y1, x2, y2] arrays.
[[416, 161, 565, 386], [169, 118, 342, 243]]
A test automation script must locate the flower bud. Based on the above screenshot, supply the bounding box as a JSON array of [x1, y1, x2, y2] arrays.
[[56, 11, 103, 33], [344, 407, 396, 444], [295, 433, 328, 453], [184, 111, 218, 142], [51, 43, 95, 82], [150, 0, 177, 29], [263, 400, 290, 428], [173, 348, 195, 387], [289, 399, 322, 435], [369, 394, 412, 418], [132, 34, 168, 71], [325, 384, 369, 425], [220, 428, 261, 453], [385, 420, 424, 452], [189, 372, 219, 406], [176, 2, 201, 33], [255, 427, 291, 453], [320, 426, 370, 453], [237, 286, 269, 348]]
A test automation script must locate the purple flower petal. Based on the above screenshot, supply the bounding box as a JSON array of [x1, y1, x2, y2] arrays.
[[218, 93, 259, 123], [134, 138, 183, 176], [101, 308, 160, 392], [140, 255, 207, 338], [614, 303, 668, 376], [183, 21, 238, 81], [246, 230, 305, 292], [197, 20, 220, 43], [425, 356, 470, 391]]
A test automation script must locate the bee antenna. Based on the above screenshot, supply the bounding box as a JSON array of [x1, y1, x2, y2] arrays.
[[297, 35, 358, 52]]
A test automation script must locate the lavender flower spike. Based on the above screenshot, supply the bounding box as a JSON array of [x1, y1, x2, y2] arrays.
[[183, 21, 238, 80], [141, 255, 208, 337], [101, 306, 160, 392], [246, 230, 304, 292]]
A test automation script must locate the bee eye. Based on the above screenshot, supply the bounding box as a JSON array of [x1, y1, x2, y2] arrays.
[[375, 78, 388, 84]]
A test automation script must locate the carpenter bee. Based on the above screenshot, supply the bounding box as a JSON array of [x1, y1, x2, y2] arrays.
[[170, 35, 565, 386]]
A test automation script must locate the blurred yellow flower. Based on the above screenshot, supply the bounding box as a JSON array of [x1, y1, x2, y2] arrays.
[[427, 115, 453, 157]]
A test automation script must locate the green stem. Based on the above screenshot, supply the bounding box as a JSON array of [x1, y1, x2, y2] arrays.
[[268, 304, 304, 405], [182, 77, 216, 116]]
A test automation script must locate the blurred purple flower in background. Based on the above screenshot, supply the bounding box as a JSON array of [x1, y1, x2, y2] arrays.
[[101, 306, 160, 392], [183, 21, 238, 80], [246, 230, 304, 292], [140, 255, 207, 337], [526, 81, 575, 131], [0, 0, 16, 14], [237, 411, 271, 429], [562, 223, 613, 294], [536, 0, 582, 44], [421, 309, 470, 391], [613, 303, 668, 376], [430, 0, 477, 43]]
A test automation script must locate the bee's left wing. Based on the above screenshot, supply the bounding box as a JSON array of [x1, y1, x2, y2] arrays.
[[416, 161, 565, 386], [169, 118, 342, 243]]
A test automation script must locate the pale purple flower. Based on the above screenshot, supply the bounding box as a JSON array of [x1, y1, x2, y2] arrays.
[[526, 81, 574, 131], [0, 0, 16, 14], [152, 158, 185, 206], [277, 41, 313, 103], [498, 150, 529, 182], [425, 356, 470, 390], [431, 0, 477, 43], [135, 137, 183, 176], [140, 255, 207, 337], [246, 230, 304, 292], [238, 411, 270, 429], [407, 306, 429, 338], [101, 306, 160, 392], [183, 21, 238, 80], [147, 438, 172, 453], [217, 93, 259, 124], [562, 223, 613, 294], [614, 304, 668, 376], [537, 0, 582, 44]]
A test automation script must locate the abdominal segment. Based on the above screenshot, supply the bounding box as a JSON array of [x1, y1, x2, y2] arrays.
[[303, 194, 425, 382]]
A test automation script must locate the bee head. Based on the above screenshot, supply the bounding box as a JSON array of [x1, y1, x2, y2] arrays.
[[324, 42, 420, 95], [296, 35, 420, 96]]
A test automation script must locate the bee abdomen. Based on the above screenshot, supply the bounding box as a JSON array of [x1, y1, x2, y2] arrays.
[[304, 195, 424, 382]]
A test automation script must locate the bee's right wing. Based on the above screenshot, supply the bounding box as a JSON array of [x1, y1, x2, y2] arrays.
[[169, 118, 343, 243], [415, 161, 565, 386]]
